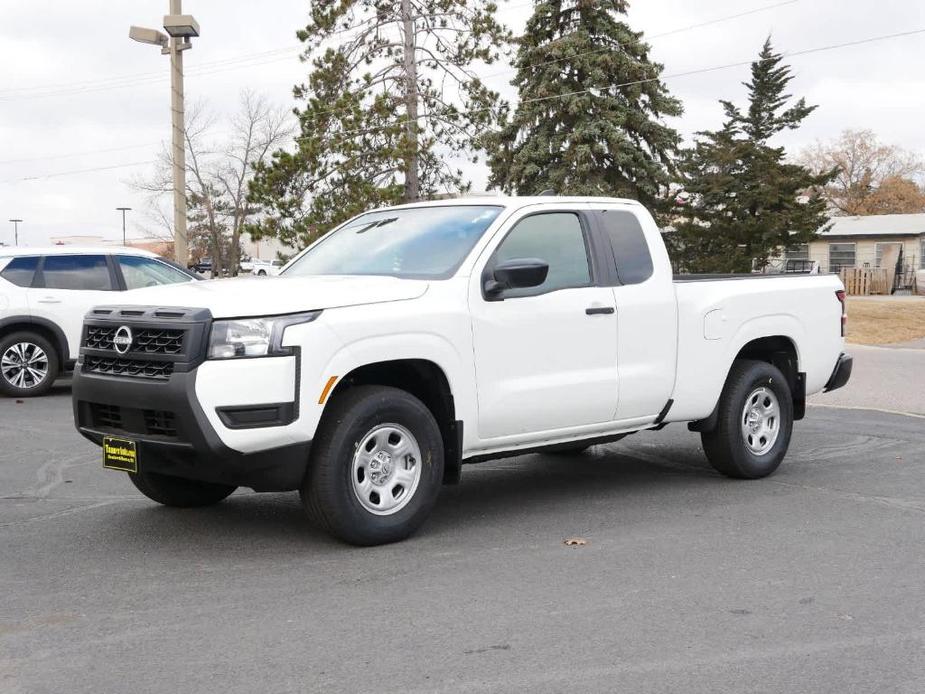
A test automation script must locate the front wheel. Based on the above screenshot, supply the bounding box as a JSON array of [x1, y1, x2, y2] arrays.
[[129, 470, 236, 507], [301, 385, 444, 546], [701, 359, 794, 479]]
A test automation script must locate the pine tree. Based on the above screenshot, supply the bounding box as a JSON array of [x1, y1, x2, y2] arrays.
[[486, 0, 682, 207], [247, 1, 510, 248], [668, 39, 834, 273]]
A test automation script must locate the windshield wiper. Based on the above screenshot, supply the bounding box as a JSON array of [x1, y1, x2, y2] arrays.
[[355, 217, 398, 234]]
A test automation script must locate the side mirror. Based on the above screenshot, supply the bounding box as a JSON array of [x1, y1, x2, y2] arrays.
[[484, 258, 549, 296]]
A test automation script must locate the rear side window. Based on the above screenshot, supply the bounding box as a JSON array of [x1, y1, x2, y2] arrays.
[[597, 210, 654, 285], [492, 212, 591, 296], [40, 254, 113, 291], [0, 256, 39, 287]]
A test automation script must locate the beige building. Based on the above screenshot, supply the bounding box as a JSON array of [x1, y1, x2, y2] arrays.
[[783, 213, 925, 276]]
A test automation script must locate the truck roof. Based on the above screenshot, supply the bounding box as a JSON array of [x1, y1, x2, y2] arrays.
[[381, 195, 643, 211]]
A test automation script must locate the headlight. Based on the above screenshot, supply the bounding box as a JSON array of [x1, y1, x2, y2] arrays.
[[208, 311, 321, 359]]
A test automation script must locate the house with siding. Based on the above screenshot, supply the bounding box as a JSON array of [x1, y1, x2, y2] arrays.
[[784, 213, 925, 274]]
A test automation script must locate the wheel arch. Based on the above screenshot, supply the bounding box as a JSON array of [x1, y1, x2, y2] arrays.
[[690, 334, 804, 433], [323, 358, 463, 484], [0, 315, 70, 368]]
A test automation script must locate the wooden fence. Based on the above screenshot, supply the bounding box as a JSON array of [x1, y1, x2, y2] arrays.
[[839, 268, 891, 295]]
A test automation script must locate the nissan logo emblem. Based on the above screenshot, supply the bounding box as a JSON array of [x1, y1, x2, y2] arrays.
[[113, 326, 133, 355]]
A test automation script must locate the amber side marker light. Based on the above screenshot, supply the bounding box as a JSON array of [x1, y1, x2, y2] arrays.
[[318, 376, 339, 404]]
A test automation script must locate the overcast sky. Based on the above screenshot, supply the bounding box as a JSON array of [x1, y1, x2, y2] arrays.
[[1, 0, 923, 246]]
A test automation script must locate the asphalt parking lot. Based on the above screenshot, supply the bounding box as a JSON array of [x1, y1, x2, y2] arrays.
[[2, 352, 924, 693]]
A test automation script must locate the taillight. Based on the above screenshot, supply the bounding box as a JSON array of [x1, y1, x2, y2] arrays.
[[836, 289, 846, 337]]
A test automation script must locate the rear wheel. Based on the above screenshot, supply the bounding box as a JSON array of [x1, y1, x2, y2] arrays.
[[128, 470, 236, 507], [701, 359, 793, 479], [301, 385, 444, 546], [0, 331, 59, 397]]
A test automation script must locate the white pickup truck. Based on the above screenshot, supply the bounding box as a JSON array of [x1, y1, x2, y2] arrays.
[[72, 197, 852, 545]]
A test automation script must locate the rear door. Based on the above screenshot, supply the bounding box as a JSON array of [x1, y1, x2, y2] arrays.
[[591, 206, 678, 421], [27, 254, 118, 359]]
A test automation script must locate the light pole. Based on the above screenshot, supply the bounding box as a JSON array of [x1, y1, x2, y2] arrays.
[[8, 219, 22, 246], [116, 207, 132, 245], [129, 1, 199, 267]]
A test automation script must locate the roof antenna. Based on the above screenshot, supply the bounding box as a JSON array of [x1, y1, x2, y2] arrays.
[[538, 189, 556, 196]]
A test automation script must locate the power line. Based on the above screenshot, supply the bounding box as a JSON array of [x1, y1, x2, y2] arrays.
[[0, 46, 303, 98], [304, 26, 925, 141], [0, 160, 155, 185], [0, 0, 791, 102], [4, 24, 922, 182], [0, 142, 161, 166], [480, 0, 799, 80]]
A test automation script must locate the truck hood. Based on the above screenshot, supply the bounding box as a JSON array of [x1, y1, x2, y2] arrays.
[[120, 275, 429, 319]]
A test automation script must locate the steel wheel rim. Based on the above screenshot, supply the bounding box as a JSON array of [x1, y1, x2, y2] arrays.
[[351, 423, 423, 516], [740, 386, 780, 456], [1, 342, 49, 390]]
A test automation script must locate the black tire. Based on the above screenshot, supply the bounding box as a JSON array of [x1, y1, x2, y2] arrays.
[[301, 385, 444, 546], [0, 331, 59, 397], [701, 359, 794, 479], [128, 470, 236, 507]]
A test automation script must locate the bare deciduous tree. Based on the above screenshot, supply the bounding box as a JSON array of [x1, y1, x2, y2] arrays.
[[800, 129, 925, 216], [133, 91, 292, 275]]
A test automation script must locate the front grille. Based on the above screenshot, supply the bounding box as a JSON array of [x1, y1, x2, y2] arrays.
[[85, 325, 116, 350], [83, 356, 174, 380], [82, 326, 185, 355], [143, 410, 177, 437], [85, 403, 183, 440], [134, 328, 185, 354]]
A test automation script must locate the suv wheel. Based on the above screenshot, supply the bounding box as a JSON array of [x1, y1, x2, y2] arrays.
[[301, 385, 444, 545], [701, 359, 794, 479], [0, 331, 59, 397]]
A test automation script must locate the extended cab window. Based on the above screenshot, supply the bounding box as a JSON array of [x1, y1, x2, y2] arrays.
[[118, 255, 191, 289], [492, 212, 591, 296], [597, 210, 654, 285], [0, 256, 39, 287], [40, 254, 113, 291]]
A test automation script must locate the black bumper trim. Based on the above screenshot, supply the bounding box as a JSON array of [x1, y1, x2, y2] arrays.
[[824, 353, 853, 393], [73, 368, 310, 492]]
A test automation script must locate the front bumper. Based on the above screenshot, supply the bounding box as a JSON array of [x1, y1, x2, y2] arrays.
[[73, 304, 311, 492], [73, 368, 310, 491], [824, 352, 853, 393]]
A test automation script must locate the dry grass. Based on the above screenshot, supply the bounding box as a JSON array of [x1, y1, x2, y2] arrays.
[[846, 298, 925, 345]]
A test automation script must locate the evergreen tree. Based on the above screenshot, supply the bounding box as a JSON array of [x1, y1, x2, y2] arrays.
[[486, 0, 682, 207], [247, 0, 510, 248], [668, 39, 834, 273]]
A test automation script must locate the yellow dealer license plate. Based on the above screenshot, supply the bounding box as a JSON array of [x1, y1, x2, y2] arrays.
[[102, 436, 138, 473]]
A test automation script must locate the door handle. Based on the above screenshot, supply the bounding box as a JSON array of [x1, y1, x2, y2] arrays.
[[37, 297, 62, 304], [585, 306, 615, 315]]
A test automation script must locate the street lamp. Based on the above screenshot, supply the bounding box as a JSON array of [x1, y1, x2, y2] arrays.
[[116, 207, 132, 245], [129, 0, 199, 267], [8, 219, 22, 246]]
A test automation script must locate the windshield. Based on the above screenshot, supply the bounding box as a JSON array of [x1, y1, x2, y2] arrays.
[[282, 205, 503, 280]]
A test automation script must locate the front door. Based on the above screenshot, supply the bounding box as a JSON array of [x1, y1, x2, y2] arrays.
[[469, 210, 618, 441]]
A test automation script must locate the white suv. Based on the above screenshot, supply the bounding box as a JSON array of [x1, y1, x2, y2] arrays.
[[0, 246, 195, 397]]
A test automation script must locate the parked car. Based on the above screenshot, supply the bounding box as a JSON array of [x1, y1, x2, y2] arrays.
[[251, 259, 282, 276], [0, 246, 197, 397], [72, 197, 851, 545], [189, 258, 212, 275]]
